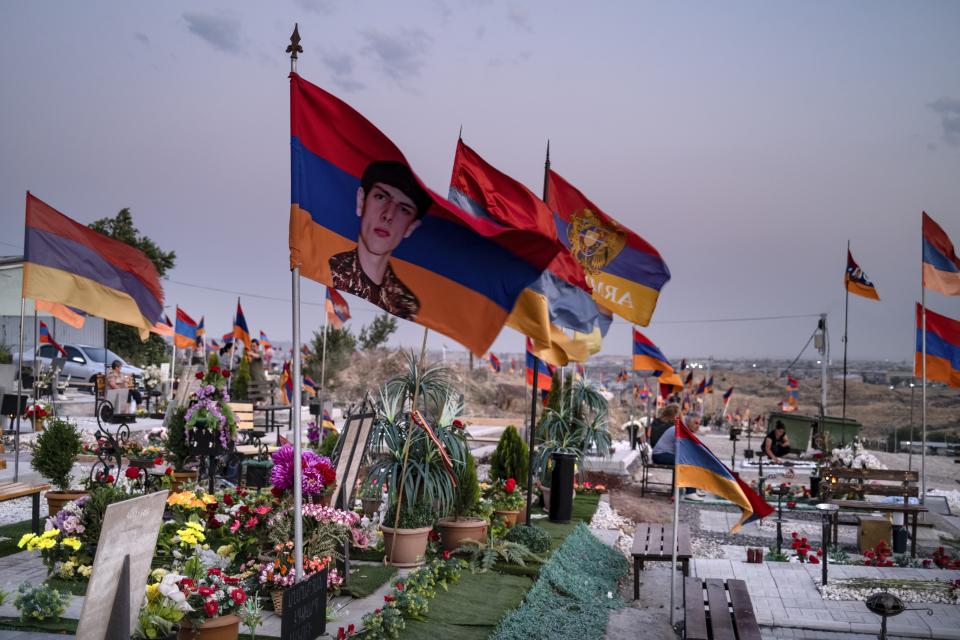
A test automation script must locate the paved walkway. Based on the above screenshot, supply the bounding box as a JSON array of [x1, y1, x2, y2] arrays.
[[693, 558, 960, 639]]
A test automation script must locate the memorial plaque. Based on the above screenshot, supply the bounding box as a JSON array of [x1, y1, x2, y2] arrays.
[[281, 569, 328, 640], [76, 491, 168, 640]]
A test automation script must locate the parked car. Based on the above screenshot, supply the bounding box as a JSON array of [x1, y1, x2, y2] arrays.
[[14, 344, 144, 392]]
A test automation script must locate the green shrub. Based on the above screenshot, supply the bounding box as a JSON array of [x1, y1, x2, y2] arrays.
[[503, 524, 551, 554], [231, 357, 250, 402], [491, 525, 627, 640], [207, 352, 220, 369], [384, 501, 435, 529], [31, 418, 82, 491], [490, 425, 528, 483], [317, 431, 339, 458], [14, 582, 69, 623], [165, 407, 191, 471], [452, 451, 480, 519]]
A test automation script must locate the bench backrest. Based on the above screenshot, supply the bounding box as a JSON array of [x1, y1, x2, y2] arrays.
[[248, 381, 272, 404], [227, 402, 255, 431], [821, 467, 919, 499]]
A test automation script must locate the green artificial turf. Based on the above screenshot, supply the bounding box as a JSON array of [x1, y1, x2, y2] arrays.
[[352, 545, 387, 562], [399, 571, 533, 640], [0, 615, 79, 633], [0, 520, 34, 558], [341, 563, 397, 599]]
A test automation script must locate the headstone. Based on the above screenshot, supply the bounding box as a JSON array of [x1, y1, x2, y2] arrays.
[[281, 569, 328, 640], [76, 491, 169, 640]]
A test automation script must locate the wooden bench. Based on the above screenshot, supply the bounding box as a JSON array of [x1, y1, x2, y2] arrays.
[[828, 500, 927, 557], [639, 443, 675, 497], [0, 482, 52, 534], [632, 522, 691, 599], [684, 578, 761, 640]]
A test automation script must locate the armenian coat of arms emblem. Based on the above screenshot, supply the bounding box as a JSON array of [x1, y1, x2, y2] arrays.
[[566, 208, 627, 274]]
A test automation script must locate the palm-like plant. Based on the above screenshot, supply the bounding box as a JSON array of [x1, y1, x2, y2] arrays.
[[366, 356, 468, 518], [533, 371, 611, 483]]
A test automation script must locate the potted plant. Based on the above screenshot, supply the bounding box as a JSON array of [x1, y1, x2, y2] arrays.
[[31, 417, 84, 516], [257, 542, 332, 614], [172, 555, 249, 640], [437, 451, 489, 552], [489, 425, 528, 519], [489, 478, 524, 528], [269, 443, 336, 505], [366, 355, 468, 566], [14, 582, 70, 624], [24, 403, 50, 432], [358, 478, 384, 518]]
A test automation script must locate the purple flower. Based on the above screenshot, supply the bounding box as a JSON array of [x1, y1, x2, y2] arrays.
[[271, 445, 335, 496]]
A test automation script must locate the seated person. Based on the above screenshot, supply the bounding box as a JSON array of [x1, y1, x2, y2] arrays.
[[646, 403, 680, 448], [106, 360, 142, 410], [763, 421, 792, 464], [650, 414, 703, 499]]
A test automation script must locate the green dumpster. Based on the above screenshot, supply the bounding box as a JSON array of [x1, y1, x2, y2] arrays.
[[766, 412, 817, 454], [765, 412, 862, 454]]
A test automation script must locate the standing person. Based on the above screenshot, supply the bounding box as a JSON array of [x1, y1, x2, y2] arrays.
[[248, 339, 267, 385], [651, 414, 704, 499], [647, 403, 680, 448], [763, 421, 792, 464]]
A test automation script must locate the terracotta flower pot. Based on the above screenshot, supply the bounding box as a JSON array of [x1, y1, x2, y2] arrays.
[[436, 517, 489, 552], [495, 509, 520, 528], [46, 490, 88, 517], [177, 614, 240, 640], [380, 525, 432, 567], [362, 497, 382, 518], [171, 470, 199, 493]]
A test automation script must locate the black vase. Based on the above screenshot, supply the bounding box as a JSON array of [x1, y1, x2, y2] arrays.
[[810, 475, 821, 498], [549, 452, 577, 524]]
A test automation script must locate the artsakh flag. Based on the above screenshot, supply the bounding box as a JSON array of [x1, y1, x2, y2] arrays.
[[325, 287, 350, 329], [546, 170, 671, 326], [38, 321, 66, 356], [22, 192, 164, 338], [289, 73, 561, 356], [922, 212, 960, 296], [845, 248, 880, 300]]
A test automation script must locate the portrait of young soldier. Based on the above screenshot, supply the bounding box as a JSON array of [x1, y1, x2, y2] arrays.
[[328, 161, 431, 320]]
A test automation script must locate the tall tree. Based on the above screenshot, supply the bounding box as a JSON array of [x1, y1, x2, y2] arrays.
[[308, 326, 355, 388], [88, 209, 176, 365], [358, 313, 397, 350]]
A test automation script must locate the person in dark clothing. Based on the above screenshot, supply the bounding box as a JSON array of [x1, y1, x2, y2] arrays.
[[763, 421, 792, 463], [646, 403, 680, 448]]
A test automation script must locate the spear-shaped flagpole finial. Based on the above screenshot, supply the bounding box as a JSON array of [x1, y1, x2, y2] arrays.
[[545, 139, 551, 166], [287, 23, 303, 72], [458, 124, 463, 141]]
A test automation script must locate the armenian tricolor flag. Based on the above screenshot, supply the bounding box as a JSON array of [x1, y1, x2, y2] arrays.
[[325, 287, 350, 329], [675, 418, 773, 531], [38, 321, 66, 356], [694, 378, 706, 396], [289, 73, 561, 356], [221, 332, 234, 346], [525, 338, 554, 392], [151, 313, 174, 338], [683, 370, 694, 389], [259, 331, 271, 349], [303, 374, 319, 396], [174, 307, 199, 349], [782, 375, 799, 412], [845, 248, 880, 300], [196, 316, 205, 336], [22, 193, 163, 338], [632, 328, 674, 376], [208, 337, 220, 352], [722, 386, 734, 406], [36, 300, 86, 329], [280, 361, 294, 403], [923, 212, 960, 296], [488, 353, 502, 373], [915, 304, 960, 388], [705, 376, 714, 394], [233, 300, 251, 350], [546, 170, 671, 326]]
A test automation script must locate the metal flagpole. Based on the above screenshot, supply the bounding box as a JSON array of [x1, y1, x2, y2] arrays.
[[525, 354, 539, 526], [841, 241, 850, 429], [14, 298, 25, 482], [287, 23, 305, 581], [669, 467, 681, 626], [318, 319, 329, 419], [228, 299, 239, 376], [921, 287, 927, 503], [33, 309, 39, 409], [169, 342, 177, 404], [819, 314, 828, 415]]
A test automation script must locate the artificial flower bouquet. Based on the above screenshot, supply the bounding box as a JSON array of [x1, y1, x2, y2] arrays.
[[488, 478, 524, 512], [184, 365, 237, 449]]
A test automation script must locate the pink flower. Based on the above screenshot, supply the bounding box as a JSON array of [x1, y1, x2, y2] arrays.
[[229, 519, 241, 533], [245, 516, 259, 529]]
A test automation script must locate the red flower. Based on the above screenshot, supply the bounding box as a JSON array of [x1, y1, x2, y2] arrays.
[[222, 369, 231, 379], [179, 578, 196, 592], [196, 371, 205, 380], [374, 608, 382, 614], [338, 629, 346, 640], [224, 576, 240, 584], [204, 599, 219, 617], [125, 467, 141, 480], [348, 624, 355, 635], [245, 516, 259, 529], [791, 532, 798, 539], [504, 478, 517, 494], [165, 467, 173, 475], [230, 588, 246, 605], [395, 582, 405, 591], [384, 595, 395, 603], [207, 568, 222, 576], [106, 475, 115, 483], [923, 559, 932, 568], [153, 457, 164, 465], [223, 493, 234, 506], [271, 486, 285, 499], [442, 550, 451, 561], [786, 501, 797, 509], [809, 556, 820, 564], [452, 419, 465, 429], [210, 365, 221, 373], [198, 586, 215, 597]]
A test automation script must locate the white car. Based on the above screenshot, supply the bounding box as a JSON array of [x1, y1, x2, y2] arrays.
[[15, 343, 144, 391]]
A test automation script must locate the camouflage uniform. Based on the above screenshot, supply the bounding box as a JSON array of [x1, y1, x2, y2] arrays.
[[329, 248, 419, 320]]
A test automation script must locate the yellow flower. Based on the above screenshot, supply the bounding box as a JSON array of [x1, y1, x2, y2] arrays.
[[146, 583, 160, 602], [151, 568, 168, 583], [201, 493, 216, 505], [184, 521, 204, 532], [18, 533, 36, 549], [36, 538, 56, 550], [216, 544, 235, 557], [40, 528, 60, 539], [61, 537, 82, 551], [78, 565, 93, 577]]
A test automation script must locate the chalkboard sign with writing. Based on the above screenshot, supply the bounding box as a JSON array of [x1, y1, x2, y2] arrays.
[[281, 569, 327, 640]]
